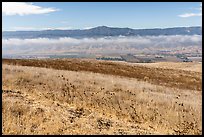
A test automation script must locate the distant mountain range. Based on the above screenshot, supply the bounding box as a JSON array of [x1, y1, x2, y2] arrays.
[[3, 26, 202, 39]]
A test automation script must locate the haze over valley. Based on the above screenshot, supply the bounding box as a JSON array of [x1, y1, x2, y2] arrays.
[[2, 26, 202, 63]]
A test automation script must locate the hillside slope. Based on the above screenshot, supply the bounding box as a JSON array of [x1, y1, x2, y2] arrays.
[[2, 60, 202, 135]]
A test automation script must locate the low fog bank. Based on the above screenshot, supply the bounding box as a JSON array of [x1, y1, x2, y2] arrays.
[[2, 35, 202, 55]]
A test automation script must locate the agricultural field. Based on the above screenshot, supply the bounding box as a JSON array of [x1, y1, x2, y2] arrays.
[[2, 59, 202, 135]]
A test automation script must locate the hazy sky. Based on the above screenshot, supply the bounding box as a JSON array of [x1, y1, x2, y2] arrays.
[[2, 2, 202, 31]]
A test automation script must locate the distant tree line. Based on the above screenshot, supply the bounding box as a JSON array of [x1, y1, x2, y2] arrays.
[[96, 57, 125, 61]]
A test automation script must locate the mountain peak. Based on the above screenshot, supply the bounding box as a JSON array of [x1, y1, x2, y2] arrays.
[[96, 26, 109, 28], [90, 26, 110, 30]]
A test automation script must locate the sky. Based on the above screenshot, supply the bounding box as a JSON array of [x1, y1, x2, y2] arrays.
[[2, 2, 202, 31]]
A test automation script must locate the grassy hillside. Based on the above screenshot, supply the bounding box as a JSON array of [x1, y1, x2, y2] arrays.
[[2, 59, 202, 91], [2, 59, 202, 135]]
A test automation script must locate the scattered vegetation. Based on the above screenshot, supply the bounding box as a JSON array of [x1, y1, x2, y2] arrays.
[[2, 59, 202, 135]]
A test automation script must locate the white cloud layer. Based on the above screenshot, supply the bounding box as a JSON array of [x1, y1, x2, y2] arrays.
[[179, 3, 202, 18], [2, 35, 202, 55], [2, 2, 58, 16], [178, 13, 202, 18]]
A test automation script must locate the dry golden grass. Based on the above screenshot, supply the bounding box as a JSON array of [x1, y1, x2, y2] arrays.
[[2, 59, 202, 91], [133, 62, 202, 73], [2, 60, 202, 135]]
